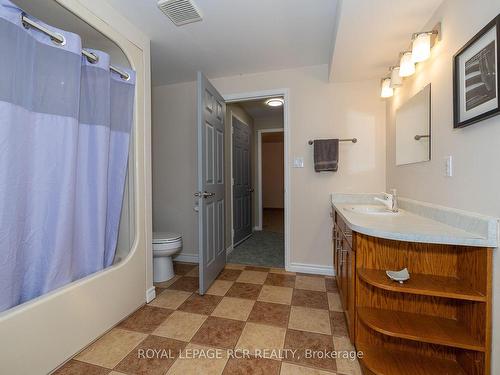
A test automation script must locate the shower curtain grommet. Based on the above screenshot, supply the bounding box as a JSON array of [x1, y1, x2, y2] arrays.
[[20, 12, 66, 46], [87, 51, 99, 64], [50, 33, 66, 46]]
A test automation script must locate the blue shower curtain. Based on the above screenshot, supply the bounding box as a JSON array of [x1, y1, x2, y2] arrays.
[[0, 0, 136, 312]]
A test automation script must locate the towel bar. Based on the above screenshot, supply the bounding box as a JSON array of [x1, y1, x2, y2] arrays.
[[308, 138, 357, 145]]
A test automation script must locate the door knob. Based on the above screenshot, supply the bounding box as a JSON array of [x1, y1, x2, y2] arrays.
[[248, 188, 255, 193], [194, 191, 215, 198]]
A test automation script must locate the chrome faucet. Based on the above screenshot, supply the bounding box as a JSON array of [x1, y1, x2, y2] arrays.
[[374, 189, 398, 212]]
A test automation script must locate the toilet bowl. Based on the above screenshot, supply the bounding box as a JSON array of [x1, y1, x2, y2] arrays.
[[153, 232, 183, 283]]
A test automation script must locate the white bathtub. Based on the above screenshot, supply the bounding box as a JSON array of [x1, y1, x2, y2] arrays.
[[0, 0, 153, 373]]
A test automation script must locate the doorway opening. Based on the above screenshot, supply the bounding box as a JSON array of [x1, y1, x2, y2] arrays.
[[225, 95, 286, 268], [258, 129, 284, 234]]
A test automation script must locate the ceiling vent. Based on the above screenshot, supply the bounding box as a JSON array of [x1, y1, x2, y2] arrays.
[[157, 0, 203, 26]]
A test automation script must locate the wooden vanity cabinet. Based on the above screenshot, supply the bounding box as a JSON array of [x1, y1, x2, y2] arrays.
[[332, 207, 493, 375], [332, 209, 355, 342]]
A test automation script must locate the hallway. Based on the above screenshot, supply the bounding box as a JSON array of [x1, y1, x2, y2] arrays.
[[228, 209, 284, 268]]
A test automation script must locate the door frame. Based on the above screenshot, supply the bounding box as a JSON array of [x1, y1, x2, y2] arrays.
[[224, 89, 290, 271], [230, 112, 253, 250], [257, 127, 284, 231]]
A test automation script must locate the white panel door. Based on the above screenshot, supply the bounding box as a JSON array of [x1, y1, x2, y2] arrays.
[[196, 72, 226, 295]]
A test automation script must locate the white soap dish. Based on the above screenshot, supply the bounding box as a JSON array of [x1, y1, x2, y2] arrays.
[[386, 268, 410, 284]]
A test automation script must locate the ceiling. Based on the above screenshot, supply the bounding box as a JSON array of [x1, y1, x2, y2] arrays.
[[330, 0, 444, 82], [103, 0, 339, 85], [12, 0, 445, 85], [238, 98, 284, 120]]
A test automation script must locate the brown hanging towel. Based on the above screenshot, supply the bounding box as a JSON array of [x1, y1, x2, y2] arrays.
[[313, 139, 339, 172]]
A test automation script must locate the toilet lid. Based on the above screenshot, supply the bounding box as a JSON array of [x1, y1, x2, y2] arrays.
[[153, 232, 182, 244]]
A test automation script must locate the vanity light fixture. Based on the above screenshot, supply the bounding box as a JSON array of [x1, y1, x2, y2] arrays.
[[265, 98, 284, 107], [399, 51, 415, 77], [390, 66, 402, 88], [411, 30, 438, 62], [412, 33, 431, 62], [379, 23, 440, 98], [380, 77, 393, 98]]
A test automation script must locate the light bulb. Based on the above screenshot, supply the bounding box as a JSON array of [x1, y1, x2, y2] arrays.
[[380, 78, 393, 98], [412, 33, 431, 62], [390, 67, 402, 88], [399, 52, 415, 77]]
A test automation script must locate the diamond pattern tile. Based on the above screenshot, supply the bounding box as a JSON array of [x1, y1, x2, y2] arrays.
[[57, 262, 354, 374]]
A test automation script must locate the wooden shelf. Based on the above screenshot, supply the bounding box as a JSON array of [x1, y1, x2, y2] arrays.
[[357, 307, 485, 352], [358, 268, 486, 302], [359, 345, 467, 375]]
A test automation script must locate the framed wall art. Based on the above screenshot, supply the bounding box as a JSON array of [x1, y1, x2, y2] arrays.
[[453, 14, 500, 128]]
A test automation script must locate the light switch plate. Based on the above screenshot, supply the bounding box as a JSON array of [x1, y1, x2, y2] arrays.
[[293, 157, 304, 168], [445, 155, 453, 177]]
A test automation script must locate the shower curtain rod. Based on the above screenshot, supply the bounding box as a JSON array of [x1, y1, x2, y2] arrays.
[[21, 14, 130, 81]]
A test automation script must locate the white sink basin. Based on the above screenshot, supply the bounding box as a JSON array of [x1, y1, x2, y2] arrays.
[[343, 205, 400, 215]]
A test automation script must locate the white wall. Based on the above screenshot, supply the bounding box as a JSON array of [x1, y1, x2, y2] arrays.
[[152, 64, 386, 271], [385, 0, 500, 371], [152, 82, 198, 260]]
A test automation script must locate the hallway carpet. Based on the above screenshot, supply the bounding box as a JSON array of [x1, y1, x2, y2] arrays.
[[228, 231, 284, 268]]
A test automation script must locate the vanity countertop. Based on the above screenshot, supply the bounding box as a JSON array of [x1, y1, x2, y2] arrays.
[[331, 193, 499, 247]]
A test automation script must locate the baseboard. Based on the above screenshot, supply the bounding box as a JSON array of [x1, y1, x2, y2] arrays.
[[145, 287, 156, 303], [226, 245, 234, 256], [174, 253, 199, 263], [287, 262, 335, 276]]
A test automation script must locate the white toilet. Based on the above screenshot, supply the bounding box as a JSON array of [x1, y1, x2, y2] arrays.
[[152, 232, 183, 283]]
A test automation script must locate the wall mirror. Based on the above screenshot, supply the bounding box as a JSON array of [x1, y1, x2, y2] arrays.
[[396, 84, 431, 165]]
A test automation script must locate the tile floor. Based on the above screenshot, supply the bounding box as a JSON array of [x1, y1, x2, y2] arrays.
[[53, 262, 362, 375]]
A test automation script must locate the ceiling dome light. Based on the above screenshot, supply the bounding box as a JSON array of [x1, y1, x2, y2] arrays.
[[390, 66, 402, 88], [380, 78, 393, 98], [399, 51, 415, 77], [265, 98, 284, 107], [412, 32, 431, 62]]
